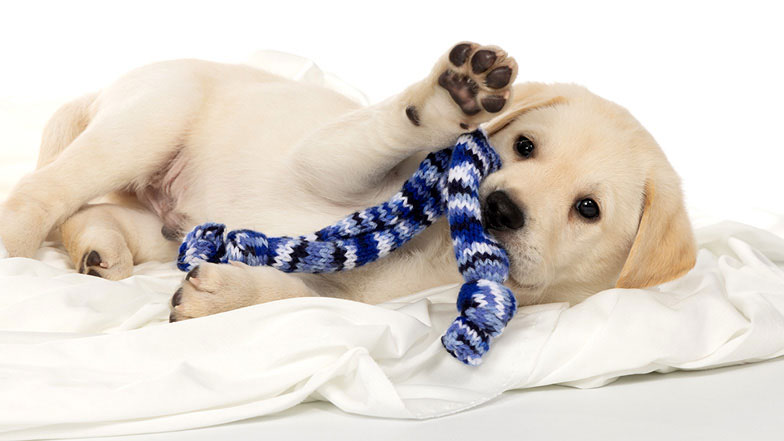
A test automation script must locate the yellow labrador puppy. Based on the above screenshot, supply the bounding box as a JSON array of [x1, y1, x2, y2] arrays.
[[0, 42, 696, 321]]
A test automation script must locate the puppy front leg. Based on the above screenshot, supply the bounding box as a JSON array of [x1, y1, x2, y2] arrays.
[[169, 263, 319, 322], [290, 42, 517, 200]]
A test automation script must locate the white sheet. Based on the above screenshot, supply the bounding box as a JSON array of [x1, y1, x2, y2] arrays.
[[0, 221, 783, 440], [69, 356, 784, 441], [2, 51, 784, 440]]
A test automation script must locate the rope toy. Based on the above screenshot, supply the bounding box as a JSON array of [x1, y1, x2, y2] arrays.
[[177, 129, 516, 366]]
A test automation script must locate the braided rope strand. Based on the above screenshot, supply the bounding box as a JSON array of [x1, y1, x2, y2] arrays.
[[440, 131, 516, 365], [177, 130, 517, 365], [177, 150, 451, 274]]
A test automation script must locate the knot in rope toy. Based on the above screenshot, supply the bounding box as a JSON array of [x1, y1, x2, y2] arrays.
[[178, 129, 516, 366]]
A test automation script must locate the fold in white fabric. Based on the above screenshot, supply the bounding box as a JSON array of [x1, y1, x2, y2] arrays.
[[0, 221, 783, 440]]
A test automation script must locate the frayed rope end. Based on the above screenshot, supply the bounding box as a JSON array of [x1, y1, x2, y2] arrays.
[[441, 280, 517, 366], [178, 223, 271, 271], [177, 223, 227, 271]]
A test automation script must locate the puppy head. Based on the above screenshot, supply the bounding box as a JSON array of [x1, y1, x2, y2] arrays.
[[483, 83, 696, 305]]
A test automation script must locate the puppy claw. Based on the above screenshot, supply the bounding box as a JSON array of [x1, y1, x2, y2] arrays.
[[185, 266, 200, 281], [171, 287, 184, 307], [76, 244, 133, 280]]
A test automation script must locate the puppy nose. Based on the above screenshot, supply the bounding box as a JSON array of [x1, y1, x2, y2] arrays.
[[484, 190, 525, 230]]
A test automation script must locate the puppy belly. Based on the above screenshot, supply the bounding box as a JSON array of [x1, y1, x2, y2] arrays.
[[135, 148, 190, 237]]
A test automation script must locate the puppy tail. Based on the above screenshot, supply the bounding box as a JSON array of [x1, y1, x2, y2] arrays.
[[36, 92, 98, 169]]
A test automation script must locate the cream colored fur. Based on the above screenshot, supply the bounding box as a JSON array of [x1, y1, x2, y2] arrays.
[[0, 43, 696, 321]]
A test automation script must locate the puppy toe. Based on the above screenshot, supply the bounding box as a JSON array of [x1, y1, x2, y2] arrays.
[[184, 263, 225, 293], [449, 42, 478, 67], [480, 94, 508, 113], [470, 49, 498, 74], [485, 66, 513, 89]]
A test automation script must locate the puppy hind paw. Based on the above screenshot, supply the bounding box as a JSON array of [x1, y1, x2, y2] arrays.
[[77, 245, 133, 280]]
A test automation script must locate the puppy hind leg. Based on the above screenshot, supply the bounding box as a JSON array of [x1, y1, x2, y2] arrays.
[[36, 92, 98, 170], [0, 73, 203, 258]]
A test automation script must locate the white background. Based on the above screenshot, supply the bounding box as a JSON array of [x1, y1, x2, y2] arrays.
[[1, 0, 782, 229]]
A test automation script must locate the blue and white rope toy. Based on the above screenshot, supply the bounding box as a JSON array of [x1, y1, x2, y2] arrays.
[[177, 129, 516, 366]]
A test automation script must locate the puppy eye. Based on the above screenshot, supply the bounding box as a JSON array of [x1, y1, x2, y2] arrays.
[[575, 198, 600, 219], [514, 135, 535, 158]]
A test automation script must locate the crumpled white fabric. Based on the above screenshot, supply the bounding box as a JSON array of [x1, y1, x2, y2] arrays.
[[0, 221, 783, 440]]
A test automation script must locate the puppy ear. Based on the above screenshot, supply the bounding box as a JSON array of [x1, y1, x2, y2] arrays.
[[616, 176, 697, 289], [484, 83, 565, 135]]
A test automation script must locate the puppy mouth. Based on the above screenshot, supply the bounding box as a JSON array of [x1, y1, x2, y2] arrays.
[[501, 248, 545, 292], [507, 272, 543, 291]]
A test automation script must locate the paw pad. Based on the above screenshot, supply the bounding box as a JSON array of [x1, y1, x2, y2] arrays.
[[439, 42, 518, 117], [80, 250, 106, 278]]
